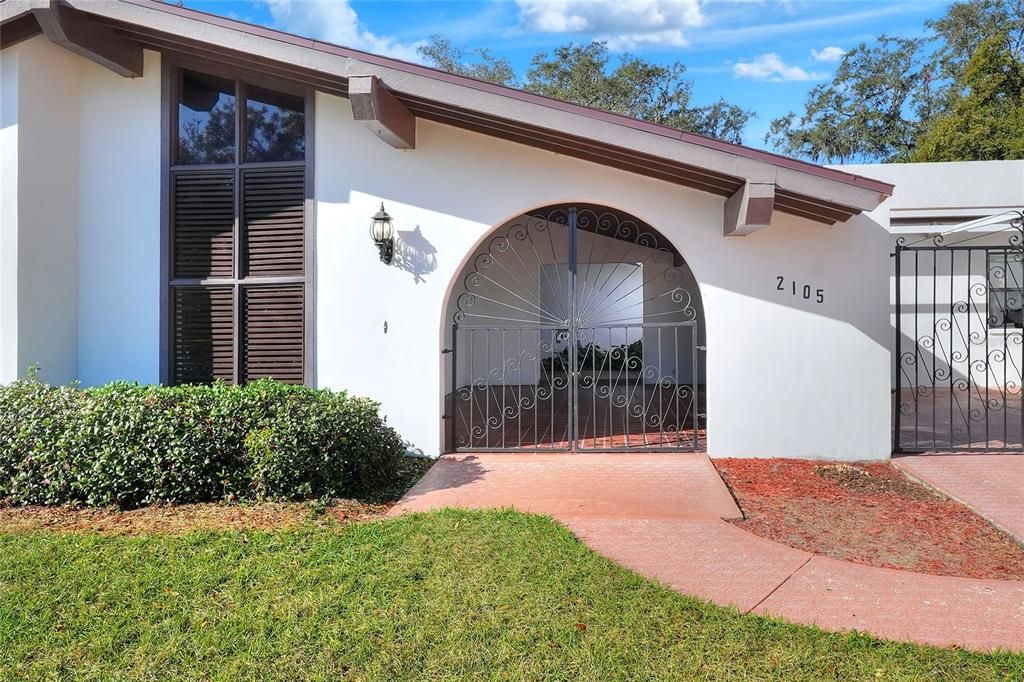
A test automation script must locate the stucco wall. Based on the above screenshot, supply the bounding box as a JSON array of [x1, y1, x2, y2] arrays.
[[838, 160, 1024, 227], [77, 50, 162, 386], [0, 39, 162, 387], [0, 45, 19, 382], [0, 37, 80, 385], [315, 92, 891, 459]]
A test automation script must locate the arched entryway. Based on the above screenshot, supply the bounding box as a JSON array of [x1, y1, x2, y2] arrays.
[[444, 203, 705, 451]]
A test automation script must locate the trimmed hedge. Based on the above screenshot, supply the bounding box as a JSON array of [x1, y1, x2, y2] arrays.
[[0, 379, 405, 507]]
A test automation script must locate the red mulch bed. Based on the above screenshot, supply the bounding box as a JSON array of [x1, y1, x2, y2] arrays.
[[713, 458, 1024, 580]]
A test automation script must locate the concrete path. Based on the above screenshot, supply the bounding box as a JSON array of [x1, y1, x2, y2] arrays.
[[391, 453, 740, 520], [391, 453, 1024, 652], [894, 454, 1024, 545]]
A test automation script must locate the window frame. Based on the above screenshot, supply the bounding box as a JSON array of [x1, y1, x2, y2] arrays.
[[160, 57, 315, 386], [987, 251, 1024, 333]]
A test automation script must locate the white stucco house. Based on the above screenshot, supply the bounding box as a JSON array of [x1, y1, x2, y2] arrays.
[[1, 1, 1019, 461]]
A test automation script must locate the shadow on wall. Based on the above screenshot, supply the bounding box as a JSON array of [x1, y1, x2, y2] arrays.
[[393, 226, 438, 283]]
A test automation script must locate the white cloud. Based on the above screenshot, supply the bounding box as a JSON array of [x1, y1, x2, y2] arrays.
[[732, 53, 822, 82], [516, 0, 705, 48], [810, 45, 846, 62], [695, 4, 921, 49], [262, 0, 424, 62]]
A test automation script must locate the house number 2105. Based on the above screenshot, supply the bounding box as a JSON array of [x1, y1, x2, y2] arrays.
[[777, 276, 824, 304]]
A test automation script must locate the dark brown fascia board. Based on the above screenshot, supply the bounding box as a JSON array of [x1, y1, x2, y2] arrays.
[[349, 75, 416, 149], [30, 1, 142, 77], [774, 189, 858, 224], [0, 12, 42, 48], [86, 0, 893, 213]]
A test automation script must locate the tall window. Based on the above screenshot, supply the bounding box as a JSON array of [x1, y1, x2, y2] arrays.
[[169, 68, 308, 384]]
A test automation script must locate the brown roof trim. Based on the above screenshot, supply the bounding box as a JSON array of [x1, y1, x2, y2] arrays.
[[3, 0, 893, 222], [120, 0, 893, 197], [0, 12, 42, 48]]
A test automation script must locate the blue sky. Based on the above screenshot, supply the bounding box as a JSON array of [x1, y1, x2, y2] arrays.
[[184, 0, 948, 148]]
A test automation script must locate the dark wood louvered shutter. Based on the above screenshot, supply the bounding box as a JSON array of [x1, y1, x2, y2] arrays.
[[172, 286, 234, 384], [168, 71, 308, 387], [243, 168, 305, 277], [172, 172, 234, 278], [242, 283, 304, 383]]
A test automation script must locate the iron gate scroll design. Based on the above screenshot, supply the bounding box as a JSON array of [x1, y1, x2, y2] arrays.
[[449, 205, 703, 451], [894, 213, 1024, 452]]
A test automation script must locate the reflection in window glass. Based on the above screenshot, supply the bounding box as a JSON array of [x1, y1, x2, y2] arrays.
[[246, 86, 305, 162], [177, 71, 236, 164]]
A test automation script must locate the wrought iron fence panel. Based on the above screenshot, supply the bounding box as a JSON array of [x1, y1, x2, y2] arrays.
[[447, 204, 705, 451], [451, 326, 572, 451], [895, 218, 1024, 451], [573, 323, 701, 451]]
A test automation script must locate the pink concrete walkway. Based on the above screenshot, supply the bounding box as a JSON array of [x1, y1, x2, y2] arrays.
[[391, 453, 740, 520], [894, 454, 1024, 545], [391, 453, 1024, 652]]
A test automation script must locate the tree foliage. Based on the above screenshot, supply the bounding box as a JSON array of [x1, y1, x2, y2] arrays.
[[912, 34, 1024, 161], [417, 37, 753, 144], [768, 0, 1024, 162], [766, 37, 929, 163], [928, 0, 1024, 90], [417, 36, 518, 88]]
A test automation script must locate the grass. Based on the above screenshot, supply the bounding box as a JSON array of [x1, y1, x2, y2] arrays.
[[0, 510, 1021, 681]]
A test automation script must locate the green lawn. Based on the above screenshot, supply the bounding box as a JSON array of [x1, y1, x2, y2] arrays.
[[1, 510, 1020, 681]]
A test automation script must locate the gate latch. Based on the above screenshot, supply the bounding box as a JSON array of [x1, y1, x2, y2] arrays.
[[697, 345, 707, 352]]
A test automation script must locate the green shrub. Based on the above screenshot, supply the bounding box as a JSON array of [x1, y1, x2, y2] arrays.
[[0, 379, 404, 508]]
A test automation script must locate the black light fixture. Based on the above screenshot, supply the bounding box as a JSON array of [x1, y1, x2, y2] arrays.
[[369, 202, 395, 264]]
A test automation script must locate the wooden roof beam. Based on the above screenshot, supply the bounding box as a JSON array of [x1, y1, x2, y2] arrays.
[[724, 181, 775, 237], [32, 1, 142, 77], [349, 75, 416, 150]]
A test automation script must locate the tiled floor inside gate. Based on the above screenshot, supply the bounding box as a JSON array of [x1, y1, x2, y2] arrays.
[[449, 385, 706, 450], [896, 387, 1023, 450]]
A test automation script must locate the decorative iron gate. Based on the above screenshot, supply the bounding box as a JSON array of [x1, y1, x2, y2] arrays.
[[447, 205, 704, 452], [894, 215, 1024, 452]]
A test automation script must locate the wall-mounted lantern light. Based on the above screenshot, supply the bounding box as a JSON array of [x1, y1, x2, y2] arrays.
[[369, 203, 395, 264]]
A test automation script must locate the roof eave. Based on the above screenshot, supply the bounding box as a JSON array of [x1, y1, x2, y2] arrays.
[[2, 0, 894, 222]]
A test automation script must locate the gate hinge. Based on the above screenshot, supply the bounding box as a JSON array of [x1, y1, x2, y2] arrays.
[[441, 348, 453, 354], [697, 345, 707, 352]]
